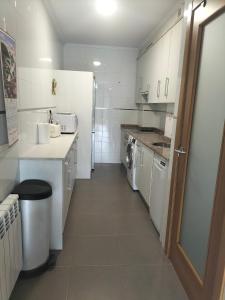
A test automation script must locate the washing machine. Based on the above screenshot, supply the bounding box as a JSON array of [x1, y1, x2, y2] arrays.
[[126, 135, 138, 190]]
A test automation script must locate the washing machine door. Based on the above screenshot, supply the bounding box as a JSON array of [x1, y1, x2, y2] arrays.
[[126, 138, 136, 170]]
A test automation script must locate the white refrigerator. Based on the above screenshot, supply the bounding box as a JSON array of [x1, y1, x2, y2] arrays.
[[91, 78, 97, 170], [54, 70, 94, 179]]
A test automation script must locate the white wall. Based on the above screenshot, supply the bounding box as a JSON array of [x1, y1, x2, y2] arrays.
[[54, 70, 93, 179], [0, 0, 62, 201], [63, 44, 138, 163]]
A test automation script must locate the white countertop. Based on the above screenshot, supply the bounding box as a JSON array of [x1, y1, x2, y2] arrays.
[[19, 132, 78, 160]]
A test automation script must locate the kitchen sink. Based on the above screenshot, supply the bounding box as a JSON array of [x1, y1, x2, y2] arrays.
[[152, 142, 171, 148]]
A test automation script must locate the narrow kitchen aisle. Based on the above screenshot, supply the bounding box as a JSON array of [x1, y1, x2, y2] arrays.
[[11, 164, 187, 300]]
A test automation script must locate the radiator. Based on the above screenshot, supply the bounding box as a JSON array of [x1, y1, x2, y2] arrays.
[[0, 195, 23, 300]]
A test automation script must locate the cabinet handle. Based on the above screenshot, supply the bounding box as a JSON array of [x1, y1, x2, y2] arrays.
[[141, 151, 144, 166], [166, 77, 170, 98], [157, 80, 161, 98]]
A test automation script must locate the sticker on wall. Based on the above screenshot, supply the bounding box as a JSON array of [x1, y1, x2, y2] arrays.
[[0, 29, 18, 146], [52, 78, 57, 95]]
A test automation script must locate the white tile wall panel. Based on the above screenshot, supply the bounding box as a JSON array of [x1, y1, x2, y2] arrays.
[[63, 44, 139, 163], [0, 0, 62, 201]]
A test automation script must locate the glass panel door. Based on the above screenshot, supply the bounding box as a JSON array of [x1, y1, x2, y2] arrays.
[[179, 11, 225, 278]]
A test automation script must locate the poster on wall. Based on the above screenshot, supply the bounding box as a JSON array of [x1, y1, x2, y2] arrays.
[[0, 29, 18, 146]]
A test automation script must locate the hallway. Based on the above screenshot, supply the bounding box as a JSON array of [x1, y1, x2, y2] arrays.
[[11, 164, 187, 300]]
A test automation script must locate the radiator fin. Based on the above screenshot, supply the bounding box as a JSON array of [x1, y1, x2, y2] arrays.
[[0, 195, 23, 300]]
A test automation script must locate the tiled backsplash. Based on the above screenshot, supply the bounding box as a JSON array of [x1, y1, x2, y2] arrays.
[[95, 108, 138, 163]]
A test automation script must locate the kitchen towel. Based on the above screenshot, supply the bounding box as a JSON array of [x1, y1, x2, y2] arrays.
[[38, 123, 50, 144]]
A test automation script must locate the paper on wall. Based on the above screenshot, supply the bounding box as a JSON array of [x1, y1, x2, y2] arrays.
[[0, 29, 18, 146]]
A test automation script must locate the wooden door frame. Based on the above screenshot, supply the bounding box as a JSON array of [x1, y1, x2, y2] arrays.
[[165, 1, 225, 299]]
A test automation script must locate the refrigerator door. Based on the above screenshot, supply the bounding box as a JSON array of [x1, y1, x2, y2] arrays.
[[91, 77, 97, 170]]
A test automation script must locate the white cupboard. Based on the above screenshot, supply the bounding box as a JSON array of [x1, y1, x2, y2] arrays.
[[135, 19, 183, 104], [150, 31, 171, 103], [164, 20, 183, 103], [63, 139, 78, 228], [136, 142, 154, 205], [54, 70, 93, 179]]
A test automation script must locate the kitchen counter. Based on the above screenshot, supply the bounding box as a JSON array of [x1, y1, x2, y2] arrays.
[[19, 132, 78, 160], [121, 125, 171, 161]]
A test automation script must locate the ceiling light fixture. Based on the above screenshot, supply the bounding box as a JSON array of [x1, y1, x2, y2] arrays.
[[96, 0, 117, 16], [93, 61, 102, 67]]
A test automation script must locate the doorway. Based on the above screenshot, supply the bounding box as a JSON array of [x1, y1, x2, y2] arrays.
[[166, 1, 225, 299]]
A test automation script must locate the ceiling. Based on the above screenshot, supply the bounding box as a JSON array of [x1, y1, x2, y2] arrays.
[[44, 0, 181, 48]]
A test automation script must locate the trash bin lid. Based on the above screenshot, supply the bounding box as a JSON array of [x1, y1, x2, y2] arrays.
[[12, 180, 52, 200]]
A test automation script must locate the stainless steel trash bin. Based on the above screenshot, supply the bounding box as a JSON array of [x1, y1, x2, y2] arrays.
[[13, 180, 52, 274]]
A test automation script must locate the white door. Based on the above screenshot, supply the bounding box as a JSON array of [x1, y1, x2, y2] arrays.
[[140, 146, 154, 205], [149, 157, 168, 234], [164, 20, 183, 103], [136, 55, 144, 104], [150, 29, 171, 103]]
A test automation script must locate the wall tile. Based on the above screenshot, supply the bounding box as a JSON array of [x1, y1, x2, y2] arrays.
[[0, 0, 62, 201], [64, 44, 139, 163]]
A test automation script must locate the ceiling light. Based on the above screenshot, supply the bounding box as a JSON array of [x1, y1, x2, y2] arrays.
[[96, 0, 117, 16], [93, 61, 101, 67]]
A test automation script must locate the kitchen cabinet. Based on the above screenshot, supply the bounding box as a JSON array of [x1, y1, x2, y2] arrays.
[[136, 55, 144, 104], [19, 134, 78, 250], [135, 19, 183, 104], [136, 142, 154, 205], [164, 20, 183, 103], [136, 51, 150, 104], [63, 139, 77, 228], [150, 31, 171, 103]]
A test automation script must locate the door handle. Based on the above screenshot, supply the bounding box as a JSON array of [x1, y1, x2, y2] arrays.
[[174, 147, 187, 157], [157, 80, 161, 98], [164, 79, 167, 97], [166, 77, 169, 98]]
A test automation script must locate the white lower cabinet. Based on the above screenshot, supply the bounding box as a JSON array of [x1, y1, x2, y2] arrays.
[[19, 136, 78, 250], [136, 142, 154, 206]]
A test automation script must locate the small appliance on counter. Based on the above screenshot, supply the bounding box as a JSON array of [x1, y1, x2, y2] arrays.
[[48, 110, 61, 138], [55, 113, 78, 133]]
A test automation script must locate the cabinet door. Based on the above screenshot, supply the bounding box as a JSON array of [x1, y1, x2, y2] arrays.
[[150, 41, 161, 103], [150, 29, 171, 103], [135, 56, 144, 104], [138, 146, 154, 205], [142, 50, 151, 93], [164, 20, 183, 103]]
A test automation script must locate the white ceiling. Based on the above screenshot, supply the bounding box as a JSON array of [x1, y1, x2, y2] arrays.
[[44, 0, 181, 48]]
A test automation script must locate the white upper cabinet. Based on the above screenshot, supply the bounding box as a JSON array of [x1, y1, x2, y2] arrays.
[[136, 51, 150, 104], [164, 20, 183, 103], [136, 55, 144, 104], [135, 19, 183, 104], [150, 31, 171, 103]]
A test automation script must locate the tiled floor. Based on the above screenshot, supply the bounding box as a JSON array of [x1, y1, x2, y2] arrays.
[[11, 164, 188, 300]]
